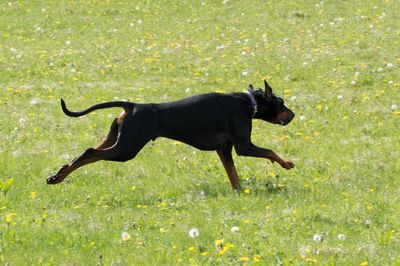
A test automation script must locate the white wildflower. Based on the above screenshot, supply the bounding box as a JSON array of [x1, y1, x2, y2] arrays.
[[313, 233, 323, 242], [188, 228, 199, 238], [337, 234, 346, 241], [121, 231, 131, 242], [230, 226, 239, 233], [30, 98, 41, 105]]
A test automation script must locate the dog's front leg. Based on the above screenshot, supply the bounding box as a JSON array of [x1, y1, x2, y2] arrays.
[[235, 143, 294, 170], [217, 145, 242, 190]]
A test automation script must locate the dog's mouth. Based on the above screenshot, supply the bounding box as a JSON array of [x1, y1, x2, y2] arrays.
[[279, 120, 288, 126], [277, 111, 295, 126], [278, 117, 294, 126]]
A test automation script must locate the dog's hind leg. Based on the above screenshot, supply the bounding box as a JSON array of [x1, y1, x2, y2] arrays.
[[96, 118, 119, 150], [217, 144, 242, 190], [46, 109, 155, 184]]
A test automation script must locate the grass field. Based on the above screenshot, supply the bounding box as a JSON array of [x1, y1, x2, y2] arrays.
[[1, 0, 399, 265]]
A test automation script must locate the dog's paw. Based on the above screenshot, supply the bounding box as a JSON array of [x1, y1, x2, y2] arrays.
[[46, 174, 61, 184], [280, 160, 295, 170], [46, 165, 69, 184]]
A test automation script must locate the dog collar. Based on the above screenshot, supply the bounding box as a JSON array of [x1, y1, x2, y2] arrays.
[[243, 91, 258, 117]]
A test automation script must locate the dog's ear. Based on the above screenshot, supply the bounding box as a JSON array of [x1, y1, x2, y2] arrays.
[[248, 84, 254, 91], [264, 80, 273, 99]]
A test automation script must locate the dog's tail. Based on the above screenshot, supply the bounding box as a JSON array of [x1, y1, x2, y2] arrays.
[[60, 99, 135, 117]]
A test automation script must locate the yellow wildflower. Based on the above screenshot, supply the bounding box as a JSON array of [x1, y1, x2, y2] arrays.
[[121, 232, 131, 243], [218, 243, 234, 255], [267, 172, 277, 178], [215, 239, 224, 246], [29, 191, 37, 199], [239, 256, 250, 262], [5, 212, 17, 223], [253, 255, 262, 262]]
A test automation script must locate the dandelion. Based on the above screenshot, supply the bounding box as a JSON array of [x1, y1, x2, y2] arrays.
[[351, 80, 357, 86], [299, 245, 312, 258], [337, 234, 346, 240], [243, 188, 250, 194], [215, 239, 224, 247], [337, 95, 343, 100], [218, 243, 234, 255], [390, 104, 397, 110], [121, 231, 131, 243], [188, 246, 196, 251], [267, 172, 277, 178], [242, 71, 248, 76], [313, 233, 323, 242], [386, 63, 393, 68], [29, 191, 37, 199], [253, 255, 262, 262], [188, 228, 199, 238], [230, 226, 240, 233], [239, 256, 250, 262], [5, 212, 17, 225]]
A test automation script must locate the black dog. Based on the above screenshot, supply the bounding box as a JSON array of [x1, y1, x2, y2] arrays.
[[47, 80, 295, 190]]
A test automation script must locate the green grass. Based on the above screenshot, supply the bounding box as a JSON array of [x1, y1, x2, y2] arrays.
[[1, 0, 399, 265]]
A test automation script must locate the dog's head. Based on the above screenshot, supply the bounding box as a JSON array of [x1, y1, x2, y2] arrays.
[[249, 80, 295, 126]]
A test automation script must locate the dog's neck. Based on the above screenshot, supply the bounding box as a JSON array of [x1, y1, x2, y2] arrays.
[[243, 91, 258, 117]]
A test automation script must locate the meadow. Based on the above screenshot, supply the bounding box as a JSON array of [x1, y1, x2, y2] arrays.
[[0, 0, 399, 265]]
